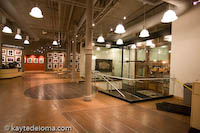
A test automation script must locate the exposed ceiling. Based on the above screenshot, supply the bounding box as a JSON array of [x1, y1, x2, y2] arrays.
[[0, 0, 191, 52]]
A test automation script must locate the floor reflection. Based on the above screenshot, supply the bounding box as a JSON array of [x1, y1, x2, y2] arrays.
[[24, 83, 85, 100]]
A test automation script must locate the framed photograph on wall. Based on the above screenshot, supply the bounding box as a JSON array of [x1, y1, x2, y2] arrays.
[[48, 58, 52, 63], [47, 64, 52, 69], [15, 56, 21, 62], [59, 64, 63, 69], [53, 64, 58, 69], [27, 58, 32, 63], [24, 58, 26, 63], [53, 58, 58, 64], [34, 58, 39, 64], [53, 53, 58, 59], [17, 63, 21, 68], [39, 58, 44, 64], [2, 49, 6, 55], [7, 50, 14, 56], [15, 50, 22, 56], [47, 53, 53, 57], [7, 57, 14, 62], [58, 53, 64, 57], [59, 58, 63, 64], [2, 55, 5, 62]]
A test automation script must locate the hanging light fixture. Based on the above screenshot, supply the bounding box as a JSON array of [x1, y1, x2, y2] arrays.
[[116, 38, 123, 45], [161, 10, 178, 23], [139, 29, 150, 38], [97, 35, 105, 43], [106, 44, 111, 48], [2, 26, 12, 34], [29, 3, 43, 18], [114, 24, 126, 34], [15, 28, 22, 40], [24, 36, 30, 45], [139, 4, 150, 38], [136, 42, 142, 47], [131, 44, 136, 49], [52, 40, 58, 45]]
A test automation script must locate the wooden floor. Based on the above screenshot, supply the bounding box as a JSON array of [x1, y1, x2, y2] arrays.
[[0, 72, 190, 133]]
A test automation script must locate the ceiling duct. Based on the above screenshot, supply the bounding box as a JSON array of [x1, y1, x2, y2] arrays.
[[0, 0, 39, 41], [111, 0, 192, 41]]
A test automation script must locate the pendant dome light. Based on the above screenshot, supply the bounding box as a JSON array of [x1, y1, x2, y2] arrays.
[[131, 44, 136, 49], [116, 38, 123, 45], [24, 36, 30, 45], [106, 44, 111, 48], [29, 3, 43, 18], [139, 4, 150, 38], [161, 10, 178, 23], [1, 17, 12, 34], [97, 35, 105, 43], [52, 40, 58, 45], [2, 26, 12, 34], [15, 28, 22, 40], [114, 24, 126, 34]]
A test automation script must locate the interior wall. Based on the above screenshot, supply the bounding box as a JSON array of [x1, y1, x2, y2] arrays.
[[171, 5, 200, 97], [80, 46, 125, 77]]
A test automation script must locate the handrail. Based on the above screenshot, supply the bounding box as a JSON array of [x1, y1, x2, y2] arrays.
[[93, 71, 174, 81], [93, 72, 126, 98], [99, 74, 126, 98]]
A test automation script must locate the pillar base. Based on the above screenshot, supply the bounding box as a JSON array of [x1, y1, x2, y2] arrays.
[[83, 95, 92, 101]]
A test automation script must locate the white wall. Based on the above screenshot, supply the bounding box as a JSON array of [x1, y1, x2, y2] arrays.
[[171, 6, 200, 97]]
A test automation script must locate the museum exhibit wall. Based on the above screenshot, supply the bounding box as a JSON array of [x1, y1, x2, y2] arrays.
[[80, 46, 132, 78], [24, 55, 45, 71], [171, 5, 200, 98], [46, 52, 67, 71]]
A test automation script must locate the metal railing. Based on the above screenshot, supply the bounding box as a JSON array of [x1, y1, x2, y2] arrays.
[[93, 71, 175, 101]]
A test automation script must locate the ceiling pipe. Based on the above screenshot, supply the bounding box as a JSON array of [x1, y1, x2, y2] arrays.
[[136, 0, 163, 6], [111, 0, 192, 41], [0, 0, 39, 41]]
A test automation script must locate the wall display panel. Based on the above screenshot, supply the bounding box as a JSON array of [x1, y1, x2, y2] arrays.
[[47, 53, 53, 57], [47, 52, 66, 71], [34, 58, 39, 64], [39, 58, 44, 64], [15, 56, 21, 62], [53, 58, 58, 64], [53, 64, 58, 69], [27, 58, 32, 63], [7, 57, 15, 62], [17, 63, 21, 68], [48, 58, 52, 63], [1, 46, 23, 68], [2, 55, 5, 62], [7, 50, 14, 56], [58, 58, 63, 64], [59, 64, 63, 69], [47, 64, 52, 69], [53, 53, 58, 59], [24, 55, 45, 71], [2, 49, 6, 55], [15, 50, 22, 56]]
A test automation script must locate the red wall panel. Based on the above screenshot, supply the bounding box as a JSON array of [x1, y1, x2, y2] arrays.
[[24, 55, 45, 71]]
